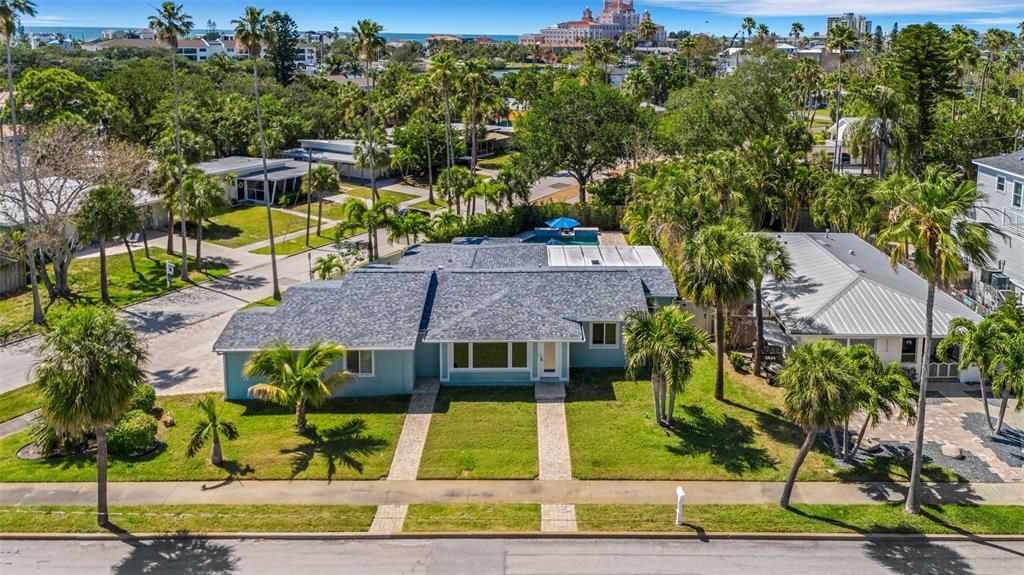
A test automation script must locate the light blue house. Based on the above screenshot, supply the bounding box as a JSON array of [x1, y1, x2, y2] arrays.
[[213, 241, 677, 399]]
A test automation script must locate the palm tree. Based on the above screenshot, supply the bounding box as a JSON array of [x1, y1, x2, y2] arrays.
[[677, 221, 758, 401], [460, 58, 492, 178], [74, 185, 141, 304], [790, 22, 804, 41], [756, 23, 770, 39], [35, 306, 148, 525], [637, 16, 658, 45], [185, 394, 239, 465], [937, 316, 1005, 431], [182, 169, 228, 272], [233, 7, 282, 301], [876, 165, 994, 514], [751, 235, 792, 377], [741, 17, 756, 42], [618, 31, 637, 55], [464, 179, 501, 216], [149, 2, 194, 281], [847, 344, 917, 460], [311, 253, 345, 280], [401, 210, 430, 244], [390, 147, 416, 180], [794, 58, 822, 129], [678, 36, 697, 73], [302, 164, 339, 239], [429, 51, 460, 205], [351, 19, 386, 202], [244, 342, 352, 434], [847, 85, 911, 178], [438, 165, 474, 216], [337, 197, 398, 260], [826, 24, 857, 173], [777, 340, 858, 507], [1, 0, 41, 324], [992, 331, 1024, 435], [623, 306, 710, 425]]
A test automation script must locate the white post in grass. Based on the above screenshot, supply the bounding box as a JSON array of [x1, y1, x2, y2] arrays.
[[675, 486, 686, 526]]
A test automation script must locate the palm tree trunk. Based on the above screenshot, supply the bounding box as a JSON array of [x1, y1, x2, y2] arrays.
[[252, 58, 281, 301], [829, 427, 841, 456], [753, 283, 765, 376], [650, 370, 662, 424], [470, 101, 478, 178], [196, 223, 203, 272], [166, 211, 175, 255], [210, 434, 223, 465], [842, 417, 849, 461], [170, 49, 189, 281], [141, 225, 151, 259], [667, 386, 677, 422], [994, 393, 1010, 434], [99, 242, 109, 304], [852, 415, 871, 460], [95, 425, 110, 525], [366, 60, 379, 203], [833, 58, 843, 174], [715, 302, 726, 401], [7, 37, 44, 325], [316, 188, 324, 236], [426, 130, 435, 205], [781, 429, 816, 508], [123, 238, 136, 273], [296, 398, 308, 434], [442, 87, 456, 213], [905, 281, 936, 515], [978, 375, 994, 431]]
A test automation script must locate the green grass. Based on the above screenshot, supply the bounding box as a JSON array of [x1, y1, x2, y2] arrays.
[[242, 294, 282, 309], [565, 359, 960, 482], [0, 394, 407, 482], [0, 384, 40, 423], [284, 199, 351, 223], [477, 152, 516, 170], [202, 205, 311, 249], [576, 504, 1024, 535], [343, 187, 418, 205], [410, 199, 448, 212], [404, 504, 541, 532], [417, 387, 538, 479], [0, 248, 229, 337], [0, 505, 376, 533]]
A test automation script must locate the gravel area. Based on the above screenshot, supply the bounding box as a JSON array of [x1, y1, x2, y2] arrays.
[[963, 412, 1024, 469], [887, 441, 1003, 483]]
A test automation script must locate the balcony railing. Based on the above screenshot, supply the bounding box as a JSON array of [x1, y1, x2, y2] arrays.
[[928, 362, 960, 380]]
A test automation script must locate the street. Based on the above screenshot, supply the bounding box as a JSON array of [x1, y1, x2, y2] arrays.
[[1, 537, 1020, 574]]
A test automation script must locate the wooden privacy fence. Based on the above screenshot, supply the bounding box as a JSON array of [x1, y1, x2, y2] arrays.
[[0, 256, 26, 295]]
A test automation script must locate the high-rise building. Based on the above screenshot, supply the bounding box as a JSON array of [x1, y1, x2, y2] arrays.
[[826, 12, 872, 37], [519, 1, 666, 48]]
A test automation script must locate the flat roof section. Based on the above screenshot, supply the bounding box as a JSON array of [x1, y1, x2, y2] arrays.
[[546, 245, 664, 268]]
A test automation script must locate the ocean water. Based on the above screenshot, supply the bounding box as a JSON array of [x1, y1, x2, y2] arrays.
[[23, 26, 519, 43]]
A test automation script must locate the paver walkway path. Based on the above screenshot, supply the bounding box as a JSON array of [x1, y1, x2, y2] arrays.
[[0, 411, 37, 439], [369, 379, 441, 534], [535, 383, 577, 532], [2, 480, 1020, 507]]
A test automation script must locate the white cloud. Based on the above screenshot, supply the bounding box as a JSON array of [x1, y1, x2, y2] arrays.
[[964, 16, 1024, 25], [645, 0, 1022, 17]]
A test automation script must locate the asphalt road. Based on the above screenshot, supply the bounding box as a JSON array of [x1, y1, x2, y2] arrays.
[[2, 537, 1021, 574]]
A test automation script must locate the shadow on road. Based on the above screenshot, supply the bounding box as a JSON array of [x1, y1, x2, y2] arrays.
[[110, 530, 238, 574], [864, 528, 973, 575]]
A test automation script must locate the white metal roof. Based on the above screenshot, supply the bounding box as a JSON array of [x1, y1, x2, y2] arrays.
[[546, 245, 664, 268]]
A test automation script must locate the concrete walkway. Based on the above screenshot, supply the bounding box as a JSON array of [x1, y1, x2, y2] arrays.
[[4, 480, 1020, 507], [369, 379, 441, 534], [0, 411, 37, 439], [535, 383, 577, 532]]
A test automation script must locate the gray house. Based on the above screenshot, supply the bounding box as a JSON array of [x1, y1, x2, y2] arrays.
[[970, 151, 1024, 310], [213, 241, 677, 399]]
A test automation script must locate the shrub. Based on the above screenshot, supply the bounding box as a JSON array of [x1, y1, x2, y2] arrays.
[[29, 415, 86, 457], [107, 409, 158, 455], [129, 384, 157, 414], [425, 202, 622, 243], [729, 351, 750, 373]]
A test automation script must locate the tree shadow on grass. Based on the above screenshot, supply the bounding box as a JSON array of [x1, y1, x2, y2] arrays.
[[863, 526, 974, 575], [839, 445, 968, 497], [666, 404, 777, 475], [199, 221, 244, 244], [722, 398, 807, 448], [282, 418, 389, 481], [111, 530, 238, 575]]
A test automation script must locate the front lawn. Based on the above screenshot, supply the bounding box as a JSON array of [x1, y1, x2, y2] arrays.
[[576, 504, 1024, 535], [0, 384, 40, 423], [0, 504, 376, 533], [0, 394, 408, 482], [404, 504, 540, 532], [409, 199, 448, 212], [202, 205, 311, 249], [344, 187, 418, 205], [417, 387, 538, 479], [249, 227, 337, 256], [477, 152, 516, 170], [0, 248, 229, 337], [284, 199, 351, 223], [566, 358, 958, 482]]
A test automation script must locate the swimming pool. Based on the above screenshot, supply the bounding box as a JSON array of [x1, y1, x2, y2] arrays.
[[522, 227, 600, 245]]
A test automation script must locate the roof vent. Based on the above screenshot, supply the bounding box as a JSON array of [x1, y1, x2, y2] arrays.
[[848, 249, 856, 256], [591, 259, 602, 266], [437, 265, 444, 270]]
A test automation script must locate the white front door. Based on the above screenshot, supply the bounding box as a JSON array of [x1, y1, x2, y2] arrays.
[[541, 342, 559, 377]]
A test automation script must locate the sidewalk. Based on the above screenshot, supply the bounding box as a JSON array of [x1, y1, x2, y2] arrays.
[[2, 480, 1021, 507]]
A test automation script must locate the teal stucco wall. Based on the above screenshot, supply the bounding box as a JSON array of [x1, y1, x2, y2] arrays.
[[222, 349, 416, 400], [569, 321, 626, 368]]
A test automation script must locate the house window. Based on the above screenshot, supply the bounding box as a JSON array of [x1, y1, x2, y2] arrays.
[[848, 338, 876, 350], [996, 176, 1005, 193], [450, 342, 529, 370], [901, 338, 917, 364], [346, 350, 373, 376], [591, 322, 618, 348], [1014, 182, 1022, 209]]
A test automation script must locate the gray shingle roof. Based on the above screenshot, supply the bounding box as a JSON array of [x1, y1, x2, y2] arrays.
[[974, 151, 1024, 178], [762, 233, 980, 337], [396, 243, 549, 270], [423, 269, 649, 342], [213, 269, 432, 351]]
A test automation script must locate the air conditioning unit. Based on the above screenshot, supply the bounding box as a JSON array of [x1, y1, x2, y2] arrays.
[[988, 271, 1011, 291]]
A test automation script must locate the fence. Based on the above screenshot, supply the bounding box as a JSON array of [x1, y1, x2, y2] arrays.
[[0, 257, 25, 295]]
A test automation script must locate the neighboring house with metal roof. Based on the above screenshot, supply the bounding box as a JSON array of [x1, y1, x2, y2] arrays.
[[761, 232, 982, 382], [213, 241, 678, 398], [969, 151, 1024, 311], [195, 156, 309, 205]]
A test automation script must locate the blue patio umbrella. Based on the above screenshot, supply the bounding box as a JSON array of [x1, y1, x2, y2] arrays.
[[545, 217, 580, 230]]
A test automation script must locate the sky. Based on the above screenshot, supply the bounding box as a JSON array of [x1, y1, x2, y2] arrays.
[[25, 0, 1024, 37]]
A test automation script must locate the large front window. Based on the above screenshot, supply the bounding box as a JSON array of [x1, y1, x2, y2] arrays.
[[451, 342, 528, 370], [346, 350, 374, 376], [590, 322, 618, 348]]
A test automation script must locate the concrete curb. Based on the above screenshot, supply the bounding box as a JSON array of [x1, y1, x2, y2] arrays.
[[3, 531, 1024, 543]]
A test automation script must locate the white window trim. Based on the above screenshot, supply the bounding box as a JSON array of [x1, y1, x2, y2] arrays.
[[343, 350, 375, 377], [1013, 182, 1023, 209], [589, 322, 620, 349], [449, 342, 531, 372], [996, 176, 1006, 193]]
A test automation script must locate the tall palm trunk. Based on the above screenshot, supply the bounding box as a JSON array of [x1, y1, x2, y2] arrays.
[[252, 58, 281, 301], [470, 100, 479, 178], [122, 238, 136, 273], [170, 48, 189, 281], [753, 281, 765, 376], [98, 242, 109, 304], [7, 36, 43, 325], [166, 211, 175, 255], [296, 397, 308, 434], [994, 393, 1011, 434], [95, 425, 110, 525], [317, 187, 325, 236], [852, 415, 871, 459], [365, 59, 379, 202], [442, 87, 457, 214], [781, 429, 816, 508], [426, 129, 435, 205], [210, 433, 223, 465], [715, 302, 726, 401], [195, 222, 203, 272], [979, 374, 994, 431], [667, 387, 677, 422], [650, 370, 662, 424], [833, 57, 843, 174], [905, 281, 935, 515], [141, 225, 151, 259]]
